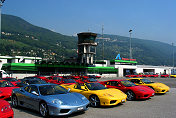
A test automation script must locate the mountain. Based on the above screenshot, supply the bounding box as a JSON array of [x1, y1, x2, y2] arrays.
[[1, 14, 175, 66], [1, 14, 77, 61], [96, 34, 175, 66]]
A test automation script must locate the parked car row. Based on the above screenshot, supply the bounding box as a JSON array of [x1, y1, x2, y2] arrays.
[[125, 72, 176, 78], [0, 75, 170, 117]]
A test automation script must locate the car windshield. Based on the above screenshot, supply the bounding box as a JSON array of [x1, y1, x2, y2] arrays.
[[144, 72, 149, 75], [53, 77, 62, 81], [63, 79, 76, 83], [120, 80, 136, 87], [28, 80, 47, 84], [86, 83, 107, 90], [4, 78, 18, 82], [39, 85, 68, 95], [141, 79, 154, 84], [87, 78, 98, 82], [0, 81, 14, 87]]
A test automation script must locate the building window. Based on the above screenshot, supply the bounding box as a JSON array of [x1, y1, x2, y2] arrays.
[[7, 59, 12, 63]]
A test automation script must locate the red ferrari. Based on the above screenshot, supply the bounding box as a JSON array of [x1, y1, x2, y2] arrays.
[[125, 74, 142, 78], [70, 75, 80, 79], [3, 77, 20, 86], [160, 74, 169, 78], [58, 78, 77, 85], [100, 79, 155, 100], [47, 78, 77, 85], [0, 100, 14, 118], [148, 74, 159, 77], [0, 80, 19, 100], [76, 78, 99, 83], [44, 76, 63, 83], [33, 75, 47, 81]]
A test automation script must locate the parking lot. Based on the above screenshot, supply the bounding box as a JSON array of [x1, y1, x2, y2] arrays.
[[11, 78, 176, 118]]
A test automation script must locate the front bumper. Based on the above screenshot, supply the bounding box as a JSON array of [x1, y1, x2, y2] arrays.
[[154, 88, 170, 94], [135, 92, 155, 99], [0, 93, 11, 100], [99, 97, 126, 106], [48, 102, 89, 116], [0, 110, 14, 118]]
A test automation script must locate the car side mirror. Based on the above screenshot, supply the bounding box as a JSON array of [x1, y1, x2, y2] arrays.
[[18, 83, 23, 87], [67, 88, 71, 92], [31, 91, 39, 96], [20, 88, 24, 92], [81, 86, 87, 90]]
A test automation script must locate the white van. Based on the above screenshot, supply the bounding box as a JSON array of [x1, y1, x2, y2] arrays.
[[0, 70, 9, 78]]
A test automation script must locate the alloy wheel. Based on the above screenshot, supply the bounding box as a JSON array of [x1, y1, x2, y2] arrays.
[[89, 95, 100, 107], [12, 95, 18, 107], [126, 91, 135, 101], [39, 103, 48, 117]]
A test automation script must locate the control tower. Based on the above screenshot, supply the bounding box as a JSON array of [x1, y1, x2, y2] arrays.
[[77, 32, 97, 65]]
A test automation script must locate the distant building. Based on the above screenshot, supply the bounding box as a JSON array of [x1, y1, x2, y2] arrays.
[[94, 54, 172, 77]]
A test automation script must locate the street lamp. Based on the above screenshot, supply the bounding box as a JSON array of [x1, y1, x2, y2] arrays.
[[172, 43, 174, 73], [129, 29, 132, 59], [0, 0, 5, 40]]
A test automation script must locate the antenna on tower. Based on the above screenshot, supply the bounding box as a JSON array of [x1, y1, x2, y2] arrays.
[[96, 25, 110, 61]]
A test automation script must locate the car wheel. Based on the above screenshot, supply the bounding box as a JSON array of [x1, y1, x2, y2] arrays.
[[12, 95, 18, 108], [89, 95, 100, 107], [39, 102, 49, 117], [126, 91, 135, 101]]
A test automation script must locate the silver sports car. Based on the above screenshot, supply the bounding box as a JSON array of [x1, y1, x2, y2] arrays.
[[11, 84, 89, 117]]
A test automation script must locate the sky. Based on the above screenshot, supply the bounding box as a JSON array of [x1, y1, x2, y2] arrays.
[[1, 0, 176, 44]]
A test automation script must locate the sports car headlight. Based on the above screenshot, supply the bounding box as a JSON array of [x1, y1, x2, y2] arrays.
[[82, 96, 87, 100], [52, 99, 63, 105]]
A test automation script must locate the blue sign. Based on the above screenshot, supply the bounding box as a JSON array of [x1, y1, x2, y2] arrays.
[[115, 54, 121, 60]]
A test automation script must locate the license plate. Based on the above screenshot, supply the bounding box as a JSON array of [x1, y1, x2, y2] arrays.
[[121, 99, 125, 103], [77, 107, 84, 111]]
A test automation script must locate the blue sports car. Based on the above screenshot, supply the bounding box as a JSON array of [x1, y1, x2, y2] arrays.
[[11, 84, 89, 117]]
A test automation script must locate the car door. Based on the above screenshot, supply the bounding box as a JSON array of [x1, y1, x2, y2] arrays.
[[22, 86, 32, 108], [73, 84, 90, 99], [27, 85, 40, 110], [104, 81, 117, 89]]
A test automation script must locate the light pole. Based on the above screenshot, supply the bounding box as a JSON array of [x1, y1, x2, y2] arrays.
[[0, 0, 5, 40], [129, 29, 132, 59], [102, 25, 104, 60], [172, 43, 174, 73]]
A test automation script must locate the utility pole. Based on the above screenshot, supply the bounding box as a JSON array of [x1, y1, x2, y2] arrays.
[[129, 29, 132, 59], [172, 43, 174, 72], [102, 25, 104, 60], [96, 25, 110, 61]]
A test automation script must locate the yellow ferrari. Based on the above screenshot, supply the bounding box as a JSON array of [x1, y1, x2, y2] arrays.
[[128, 78, 170, 94], [61, 83, 127, 107], [170, 74, 176, 78]]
